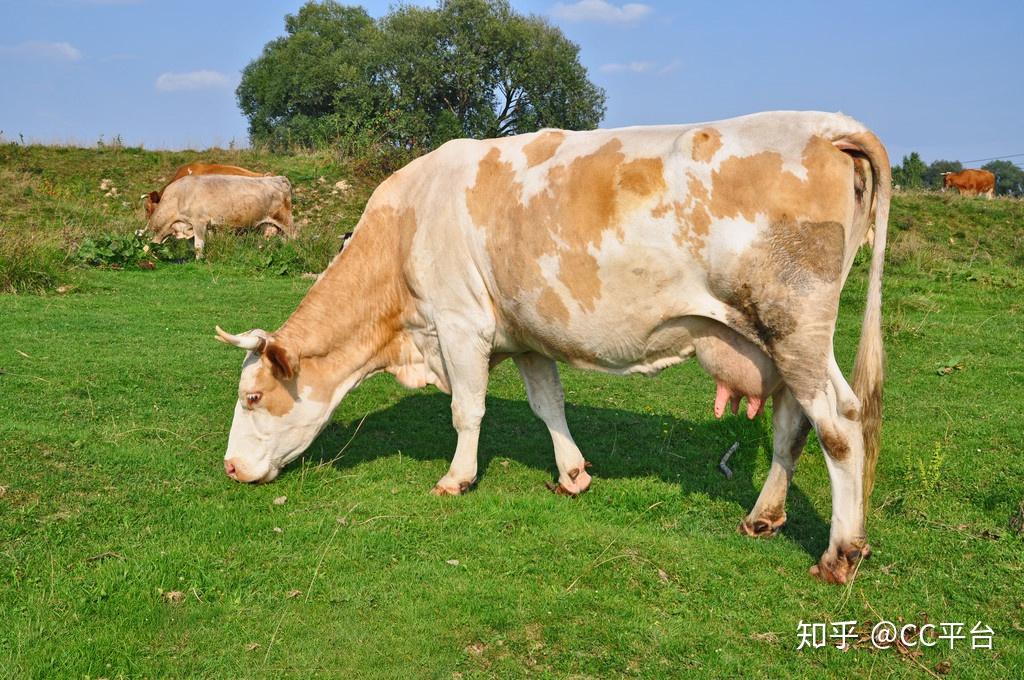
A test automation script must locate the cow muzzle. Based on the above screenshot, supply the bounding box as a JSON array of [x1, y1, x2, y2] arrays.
[[223, 457, 279, 484]]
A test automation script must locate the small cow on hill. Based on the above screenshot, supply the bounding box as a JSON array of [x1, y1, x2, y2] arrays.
[[143, 162, 269, 217], [141, 175, 294, 257], [942, 169, 995, 198]]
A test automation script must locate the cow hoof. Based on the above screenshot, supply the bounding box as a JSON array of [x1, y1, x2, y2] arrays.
[[738, 512, 787, 538], [548, 461, 592, 497], [809, 543, 872, 584], [430, 477, 475, 496]]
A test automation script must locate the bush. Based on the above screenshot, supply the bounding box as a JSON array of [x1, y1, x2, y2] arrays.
[[0, 239, 69, 294], [75, 234, 192, 268]]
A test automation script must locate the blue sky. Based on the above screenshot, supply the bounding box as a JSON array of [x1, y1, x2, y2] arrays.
[[2, 0, 1021, 165]]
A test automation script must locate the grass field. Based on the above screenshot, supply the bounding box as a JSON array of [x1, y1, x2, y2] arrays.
[[1, 145, 1023, 678]]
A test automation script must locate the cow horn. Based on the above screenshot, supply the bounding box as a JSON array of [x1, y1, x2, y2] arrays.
[[215, 326, 268, 353]]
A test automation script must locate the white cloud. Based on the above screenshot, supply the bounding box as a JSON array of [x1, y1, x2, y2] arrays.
[[551, 0, 652, 24], [599, 59, 682, 76], [0, 41, 82, 62], [599, 61, 654, 74], [155, 70, 231, 92]]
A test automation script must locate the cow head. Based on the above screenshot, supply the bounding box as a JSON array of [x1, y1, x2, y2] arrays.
[[143, 191, 160, 218], [941, 172, 954, 190], [215, 326, 342, 483]]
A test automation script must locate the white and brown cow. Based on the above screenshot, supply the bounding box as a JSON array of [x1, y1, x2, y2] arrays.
[[143, 162, 270, 218], [215, 111, 890, 584], [143, 174, 294, 257]]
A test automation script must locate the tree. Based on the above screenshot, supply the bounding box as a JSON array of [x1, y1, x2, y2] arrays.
[[981, 160, 1024, 196], [237, 0, 606, 153], [923, 159, 962, 190], [892, 152, 927, 190], [236, 3, 381, 148]]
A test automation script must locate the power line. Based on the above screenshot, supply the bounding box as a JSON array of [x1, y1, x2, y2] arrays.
[[960, 152, 1024, 164]]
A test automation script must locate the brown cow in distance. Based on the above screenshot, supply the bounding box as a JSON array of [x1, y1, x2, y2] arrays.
[[143, 162, 269, 217], [942, 169, 995, 198]]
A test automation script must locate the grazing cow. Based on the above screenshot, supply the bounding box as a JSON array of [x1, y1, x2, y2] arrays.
[[215, 111, 890, 584], [143, 162, 269, 217], [942, 169, 995, 198], [143, 175, 294, 257]]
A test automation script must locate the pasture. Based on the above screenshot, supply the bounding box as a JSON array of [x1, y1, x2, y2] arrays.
[[1, 144, 1023, 678]]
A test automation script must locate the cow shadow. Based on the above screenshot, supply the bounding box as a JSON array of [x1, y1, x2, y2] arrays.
[[299, 389, 830, 560]]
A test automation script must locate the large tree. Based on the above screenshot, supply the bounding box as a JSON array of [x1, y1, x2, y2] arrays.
[[237, 0, 606, 152]]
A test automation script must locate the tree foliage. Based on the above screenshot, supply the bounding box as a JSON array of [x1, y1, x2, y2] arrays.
[[892, 152, 927, 190], [237, 0, 606, 154]]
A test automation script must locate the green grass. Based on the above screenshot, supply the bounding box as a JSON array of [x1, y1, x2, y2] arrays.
[[1, 149, 1023, 677]]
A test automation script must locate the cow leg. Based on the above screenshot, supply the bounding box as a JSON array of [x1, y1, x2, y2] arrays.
[[193, 221, 208, 259], [828, 352, 860, 420], [739, 385, 809, 537], [791, 380, 870, 584], [513, 353, 591, 496], [431, 319, 491, 496]]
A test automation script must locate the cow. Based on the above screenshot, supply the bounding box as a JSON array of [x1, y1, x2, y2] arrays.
[[942, 169, 995, 198], [214, 111, 890, 584], [142, 174, 294, 257], [143, 162, 269, 217]]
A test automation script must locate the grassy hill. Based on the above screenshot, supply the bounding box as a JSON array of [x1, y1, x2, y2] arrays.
[[0, 143, 378, 293], [1, 145, 1023, 677]]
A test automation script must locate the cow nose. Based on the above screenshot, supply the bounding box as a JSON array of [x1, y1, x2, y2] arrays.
[[224, 459, 237, 478]]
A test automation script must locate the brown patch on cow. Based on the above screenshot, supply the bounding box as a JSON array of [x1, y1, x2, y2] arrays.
[[716, 281, 798, 351], [465, 141, 666, 321], [619, 157, 666, 196], [557, 250, 603, 312], [765, 220, 845, 288], [650, 202, 671, 219], [244, 358, 299, 417], [818, 426, 850, 461], [670, 175, 713, 262], [523, 131, 565, 167], [691, 127, 722, 163], [167, 162, 265, 185], [537, 288, 570, 324], [709, 136, 852, 225]]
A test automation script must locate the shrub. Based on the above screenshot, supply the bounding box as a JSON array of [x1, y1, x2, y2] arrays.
[[0, 239, 69, 294]]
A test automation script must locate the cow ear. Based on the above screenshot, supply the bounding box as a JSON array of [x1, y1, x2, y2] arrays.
[[148, 191, 161, 203], [265, 342, 297, 381]]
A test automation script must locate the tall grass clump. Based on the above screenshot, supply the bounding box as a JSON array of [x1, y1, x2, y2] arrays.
[[0, 235, 70, 294]]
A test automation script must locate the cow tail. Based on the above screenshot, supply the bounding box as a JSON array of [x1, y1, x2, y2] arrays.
[[839, 131, 890, 513]]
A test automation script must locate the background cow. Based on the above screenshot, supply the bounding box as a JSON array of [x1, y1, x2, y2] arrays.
[[216, 111, 890, 584], [143, 174, 294, 257], [942, 169, 995, 198], [143, 162, 269, 217]]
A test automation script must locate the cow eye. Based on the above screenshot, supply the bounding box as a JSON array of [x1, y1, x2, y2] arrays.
[[245, 392, 263, 407]]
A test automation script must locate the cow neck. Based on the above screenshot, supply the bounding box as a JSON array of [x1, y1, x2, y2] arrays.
[[273, 229, 408, 393]]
